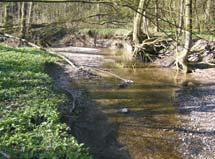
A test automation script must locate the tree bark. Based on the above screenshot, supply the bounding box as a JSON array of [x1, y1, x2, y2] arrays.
[[142, 11, 149, 38], [193, 0, 201, 32], [184, 0, 192, 52], [3, 3, 10, 32], [178, 0, 185, 35], [154, 0, 159, 32], [20, 2, 28, 38], [176, 0, 192, 73], [205, 0, 211, 31], [27, 2, 34, 33], [133, 0, 145, 45]]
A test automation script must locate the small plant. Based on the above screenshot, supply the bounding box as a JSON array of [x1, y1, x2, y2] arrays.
[[0, 45, 92, 159]]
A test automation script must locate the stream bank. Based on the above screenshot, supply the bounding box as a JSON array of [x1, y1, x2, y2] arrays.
[[45, 62, 131, 159], [48, 46, 214, 159], [0, 32, 215, 159]]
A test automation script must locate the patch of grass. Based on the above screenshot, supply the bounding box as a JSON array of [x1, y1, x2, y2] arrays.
[[194, 31, 215, 41], [0, 45, 92, 159], [158, 29, 215, 41]]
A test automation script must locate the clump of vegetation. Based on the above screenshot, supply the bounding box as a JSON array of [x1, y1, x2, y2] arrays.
[[0, 45, 92, 159]]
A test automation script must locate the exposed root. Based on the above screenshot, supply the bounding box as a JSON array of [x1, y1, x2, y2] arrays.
[[133, 37, 172, 62]]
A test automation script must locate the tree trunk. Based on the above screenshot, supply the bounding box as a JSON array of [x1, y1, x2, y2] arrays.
[[184, 0, 192, 52], [27, 2, 34, 33], [20, 2, 28, 38], [193, 0, 201, 32], [133, 0, 145, 45], [3, 3, 10, 32], [178, 0, 185, 35], [142, 11, 150, 38], [205, 0, 211, 31], [17, 2, 22, 22], [176, 0, 192, 73], [154, 0, 159, 32]]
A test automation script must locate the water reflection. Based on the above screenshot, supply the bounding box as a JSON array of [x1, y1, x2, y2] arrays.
[[74, 49, 189, 159]]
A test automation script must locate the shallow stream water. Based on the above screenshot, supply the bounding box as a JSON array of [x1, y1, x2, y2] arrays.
[[71, 49, 214, 159]]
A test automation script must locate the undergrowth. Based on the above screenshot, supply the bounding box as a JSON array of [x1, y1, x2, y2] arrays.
[[0, 45, 92, 159]]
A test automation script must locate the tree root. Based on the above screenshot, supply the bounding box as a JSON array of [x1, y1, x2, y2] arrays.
[[133, 37, 172, 62]]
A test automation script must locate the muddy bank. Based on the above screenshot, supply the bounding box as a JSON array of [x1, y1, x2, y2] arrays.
[[45, 62, 130, 159]]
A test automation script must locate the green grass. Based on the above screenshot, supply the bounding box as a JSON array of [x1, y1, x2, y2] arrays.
[[80, 28, 131, 37], [0, 45, 92, 159], [195, 32, 215, 41], [159, 29, 215, 41]]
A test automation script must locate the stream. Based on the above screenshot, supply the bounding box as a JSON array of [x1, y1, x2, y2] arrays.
[[54, 47, 215, 159]]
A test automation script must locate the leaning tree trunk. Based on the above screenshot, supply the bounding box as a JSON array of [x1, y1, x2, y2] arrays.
[[20, 2, 28, 38], [133, 0, 145, 45], [176, 0, 192, 73]]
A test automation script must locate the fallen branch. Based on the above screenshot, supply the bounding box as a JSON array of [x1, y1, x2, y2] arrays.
[[1, 33, 78, 70], [1, 32, 133, 84], [92, 67, 133, 83]]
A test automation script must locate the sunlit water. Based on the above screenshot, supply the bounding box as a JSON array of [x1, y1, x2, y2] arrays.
[[73, 49, 192, 159]]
